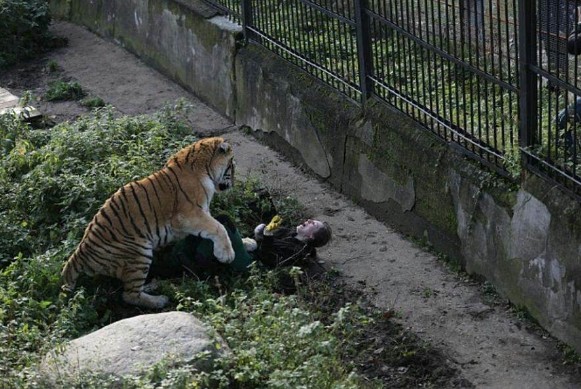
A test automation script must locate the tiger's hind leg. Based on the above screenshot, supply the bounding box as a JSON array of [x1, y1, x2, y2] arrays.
[[61, 254, 82, 292], [120, 257, 169, 309]]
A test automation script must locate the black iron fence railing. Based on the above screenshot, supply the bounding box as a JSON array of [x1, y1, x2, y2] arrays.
[[204, 0, 581, 198]]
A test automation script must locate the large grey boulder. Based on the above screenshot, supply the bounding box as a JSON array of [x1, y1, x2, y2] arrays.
[[40, 311, 229, 384]]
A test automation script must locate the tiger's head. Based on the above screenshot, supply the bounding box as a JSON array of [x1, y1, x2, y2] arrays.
[[212, 139, 235, 192], [168, 136, 235, 192]]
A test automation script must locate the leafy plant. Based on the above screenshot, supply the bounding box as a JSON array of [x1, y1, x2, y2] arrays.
[[44, 80, 86, 101], [80, 96, 105, 108], [0, 0, 57, 68], [171, 268, 372, 388]]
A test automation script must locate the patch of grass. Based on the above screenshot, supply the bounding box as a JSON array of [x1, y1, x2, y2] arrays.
[[166, 268, 374, 388], [80, 96, 105, 109], [481, 280, 504, 306], [421, 287, 436, 299], [46, 60, 60, 73], [18, 90, 34, 108], [44, 80, 85, 101], [512, 304, 538, 325], [558, 343, 581, 366]]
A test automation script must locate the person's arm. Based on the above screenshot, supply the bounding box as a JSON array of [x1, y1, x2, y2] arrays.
[[253, 221, 280, 267], [255, 228, 281, 268]]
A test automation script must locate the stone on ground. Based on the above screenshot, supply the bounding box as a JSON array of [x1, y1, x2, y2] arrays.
[[40, 311, 229, 384]]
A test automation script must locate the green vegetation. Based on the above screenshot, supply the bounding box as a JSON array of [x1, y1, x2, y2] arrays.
[[45, 80, 86, 101], [558, 342, 581, 366], [0, 105, 382, 387], [46, 59, 60, 72], [80, 95, 106, 108], [0, 0, 57, 68]]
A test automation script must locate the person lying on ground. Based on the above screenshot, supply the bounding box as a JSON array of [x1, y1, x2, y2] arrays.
[[247, 215, 332, 269], [149, 214, 332, 278]]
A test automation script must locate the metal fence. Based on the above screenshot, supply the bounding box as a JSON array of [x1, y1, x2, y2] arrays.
[[204, 0, 581, 199]]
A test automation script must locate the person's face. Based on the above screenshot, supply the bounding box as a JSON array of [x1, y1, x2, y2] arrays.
[[296, 219, 324, 241]]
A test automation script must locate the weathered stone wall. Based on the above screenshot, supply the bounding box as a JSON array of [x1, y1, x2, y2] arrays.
[[49, 0, 581, 352], [51, 0, 241, 117]]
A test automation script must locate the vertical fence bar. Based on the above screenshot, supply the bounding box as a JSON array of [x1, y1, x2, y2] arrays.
[[354, 0, 372, 103], [241, 0, 253, 43], [518, 0, 538, 168]]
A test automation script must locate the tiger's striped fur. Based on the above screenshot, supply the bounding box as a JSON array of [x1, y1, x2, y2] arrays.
[[61, 137, 235, 309]]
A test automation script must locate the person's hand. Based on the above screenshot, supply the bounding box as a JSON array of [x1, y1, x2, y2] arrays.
[[254, 223, 266, 239], [242, 237, 258, 252]]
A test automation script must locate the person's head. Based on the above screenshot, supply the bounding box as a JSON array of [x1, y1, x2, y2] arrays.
[[295, 219, 332, 247]]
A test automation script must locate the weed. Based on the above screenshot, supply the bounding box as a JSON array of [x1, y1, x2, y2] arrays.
[[558, 343, 581, 365], [80, 96, 105, 109], [422, 287, 435, 298], [512, 304, 538, 325], [46, 60, 60, 73], [480, 280, 504, 306], [45, 80, 85, 101], [18, 90, 33, 107]]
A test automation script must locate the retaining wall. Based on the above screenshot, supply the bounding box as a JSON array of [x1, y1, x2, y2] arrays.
[[50, 0, 581, 352]]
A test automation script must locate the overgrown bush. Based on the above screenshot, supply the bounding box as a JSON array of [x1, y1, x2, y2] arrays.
[[0, 0, 56, 68], [0, 103, 196, 263]]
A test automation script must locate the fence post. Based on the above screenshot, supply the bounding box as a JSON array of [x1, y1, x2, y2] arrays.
[[517, 0, 538, 164], [241, 0, 253, 43], [354, 0, 372, 104]]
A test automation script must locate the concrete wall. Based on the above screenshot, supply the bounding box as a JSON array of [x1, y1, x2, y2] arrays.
[[50, 0, 581, 352], [51, 0, 241, 118]]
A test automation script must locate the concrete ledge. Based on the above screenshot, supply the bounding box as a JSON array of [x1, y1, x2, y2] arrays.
[[49, 0, 581, 353]]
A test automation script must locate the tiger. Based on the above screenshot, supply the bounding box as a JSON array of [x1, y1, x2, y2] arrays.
[[61, 136, 236, 309]]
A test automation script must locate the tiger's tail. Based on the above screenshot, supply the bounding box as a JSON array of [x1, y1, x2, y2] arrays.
[[61, 251, 81, 292]]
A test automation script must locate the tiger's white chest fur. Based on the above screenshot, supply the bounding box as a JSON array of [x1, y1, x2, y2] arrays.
[[150, 176, 216, 249]]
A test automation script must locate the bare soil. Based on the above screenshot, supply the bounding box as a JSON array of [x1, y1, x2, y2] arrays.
[[3, 21, 581, 388]]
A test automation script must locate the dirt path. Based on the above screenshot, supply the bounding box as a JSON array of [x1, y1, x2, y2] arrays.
[[4, 21, 581, 388]]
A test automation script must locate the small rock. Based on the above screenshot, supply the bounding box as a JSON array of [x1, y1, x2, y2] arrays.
[[465, 303, 494, 319]]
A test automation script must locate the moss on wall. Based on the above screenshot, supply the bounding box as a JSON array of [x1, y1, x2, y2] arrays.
[[362, 101, 458, 238]]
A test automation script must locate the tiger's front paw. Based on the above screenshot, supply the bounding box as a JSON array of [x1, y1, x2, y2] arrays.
[[214, 243, 235, 264]]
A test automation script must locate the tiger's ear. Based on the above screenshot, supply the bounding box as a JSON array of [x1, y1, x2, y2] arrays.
[[219, 142, 231, 153]]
